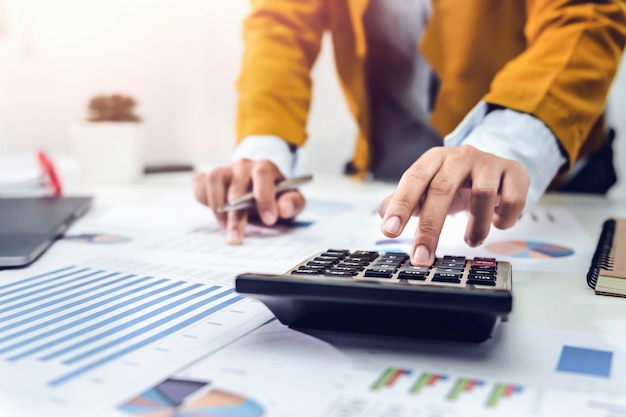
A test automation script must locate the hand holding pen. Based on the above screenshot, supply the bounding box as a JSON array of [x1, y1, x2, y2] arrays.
[[217, 174, 312, 213], [193, 159, 311, 245]]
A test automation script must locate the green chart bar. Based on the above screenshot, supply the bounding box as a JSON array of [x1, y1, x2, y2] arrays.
[[371, 367, 411, 391], [410, 373, 447, 394], [486, 383, 523, 408], [447, 378, 468, 401], [447, 378, 483, 401]]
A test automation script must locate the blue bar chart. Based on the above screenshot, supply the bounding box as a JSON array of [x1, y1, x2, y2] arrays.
[[0, 264, 273, 416]]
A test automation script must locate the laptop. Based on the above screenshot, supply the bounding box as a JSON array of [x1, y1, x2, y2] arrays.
[[0, 196, 93, 268]]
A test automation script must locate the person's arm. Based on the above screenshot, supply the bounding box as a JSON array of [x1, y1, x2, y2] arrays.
[[380, 0, 626, 266], [194, 1, 328, 244], [237, 0, 329, 147], [484, 0, 626, 169]]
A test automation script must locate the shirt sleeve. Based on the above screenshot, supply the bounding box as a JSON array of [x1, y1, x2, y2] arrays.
[[444, 101, 567, 212], [232, 135, 297, 179]]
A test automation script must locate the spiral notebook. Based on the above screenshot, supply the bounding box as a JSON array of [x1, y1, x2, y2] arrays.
[[587, 217, 626, 297]]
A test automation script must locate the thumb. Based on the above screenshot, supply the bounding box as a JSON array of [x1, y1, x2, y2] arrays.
[[277, 191, 305, 220]]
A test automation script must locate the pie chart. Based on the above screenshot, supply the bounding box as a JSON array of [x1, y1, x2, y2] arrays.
[[485, 240, 574, 259], [119, 378, 264, 417], [62, 233, 132, 244]]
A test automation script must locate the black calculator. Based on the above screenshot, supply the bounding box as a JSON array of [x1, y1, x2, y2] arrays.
[[236, 249, 512, 343]]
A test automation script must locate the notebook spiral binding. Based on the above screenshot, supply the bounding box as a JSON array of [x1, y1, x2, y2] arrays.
[[587, 219, 616, 289]]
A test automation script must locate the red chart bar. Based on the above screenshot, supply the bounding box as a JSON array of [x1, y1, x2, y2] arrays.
[[386, 369, 410, 386]]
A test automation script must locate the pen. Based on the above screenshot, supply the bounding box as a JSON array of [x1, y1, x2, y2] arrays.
[[37, 150, 63, 197], [217, 174, 313, 213]]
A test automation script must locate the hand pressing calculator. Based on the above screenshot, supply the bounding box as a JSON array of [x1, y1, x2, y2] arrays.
[[236, 249, 512, 343]]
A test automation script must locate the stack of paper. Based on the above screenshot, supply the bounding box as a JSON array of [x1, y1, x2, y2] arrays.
[[0, 151, 55, 197]]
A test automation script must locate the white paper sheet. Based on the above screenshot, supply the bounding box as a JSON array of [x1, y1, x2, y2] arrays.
[[0, 255, 273, 417], [145, 320, 626, 417]]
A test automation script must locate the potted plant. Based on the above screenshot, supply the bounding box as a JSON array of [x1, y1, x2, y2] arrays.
[[71, 93, 144, 184]]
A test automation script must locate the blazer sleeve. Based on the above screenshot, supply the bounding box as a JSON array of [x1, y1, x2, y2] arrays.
[[236, 0, 329, 147], [483, 0, 626, 169]]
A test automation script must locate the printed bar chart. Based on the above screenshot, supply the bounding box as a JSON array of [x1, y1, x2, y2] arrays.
[[410, 372, 448, 394], [446, 378, 484, 401], [0, 266, 268, 394], [370, 367, 412, 391], [486, 383, 524, 408]]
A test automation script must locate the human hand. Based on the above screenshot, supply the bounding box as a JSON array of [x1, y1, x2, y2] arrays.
[[378, 145, 530, 266], [193, 159, 306, 245]]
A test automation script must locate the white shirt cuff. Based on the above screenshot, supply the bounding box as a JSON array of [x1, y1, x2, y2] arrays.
[[232, 135, 296, 179], [444, 101, 567, 212]]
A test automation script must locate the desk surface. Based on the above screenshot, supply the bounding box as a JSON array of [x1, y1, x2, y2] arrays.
[[2, 172, 626, 417]]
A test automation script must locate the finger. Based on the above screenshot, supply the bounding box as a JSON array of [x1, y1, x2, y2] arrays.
[[381, 148, 445, 238], [378, 194, 424, 218], [411, 157, 470, 266], [378, 194, 392, 218], [277, 190, 305, 219], [226, 162, 252, 245], [226, 209, 248, 244], [464, 164, 501, 247], [192, 171, 208, 206], [493, 162, 529, 230], [448, 187, 471, 213], [379, 194, 423, 219], [206, 167, 231, 229], [251, 161, 282, 225]]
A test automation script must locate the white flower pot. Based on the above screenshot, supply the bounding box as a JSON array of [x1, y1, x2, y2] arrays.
[[71, 122, 144, 184]]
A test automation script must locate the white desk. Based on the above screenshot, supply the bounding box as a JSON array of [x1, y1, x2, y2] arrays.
[[2, 172, 626, 417]]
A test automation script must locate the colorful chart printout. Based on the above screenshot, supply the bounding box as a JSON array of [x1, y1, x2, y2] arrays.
[[485, 241, 574, 259], [119, 378, 264, 417]]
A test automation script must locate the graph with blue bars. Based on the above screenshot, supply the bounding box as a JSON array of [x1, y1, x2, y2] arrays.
[[0, 264, 270, 395]]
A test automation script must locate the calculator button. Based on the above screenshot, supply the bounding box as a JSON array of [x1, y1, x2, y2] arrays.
[[470, 264, 497, 270], [371, 264, 398, 271], [363, 269, 393, 278], [346, 255, 373, 262], [376, 258, 403, 265], [401, 266, 431, 273], [380, 254, 409, 262], [343, 257, 372, 263], [471, 258, 497, 267], [325, 249, 350, 255], [329, 266, 359, 275], [307, 260, 334, 268], [435, 267, 465, 274], [352, 250, 379, 257], [292, 269, 324, 275], [324, 270, 355, 277], [467, 274, 496, 286], [432, 273, 462, 283], [442, 255, 466, 262], [468, 268, 496, 276], [398, 270, 427, 280], [383, 251, 410, 256], [437, 261, 466, 269], [339, 262, 368, 269], [314, 256, 341, 264]]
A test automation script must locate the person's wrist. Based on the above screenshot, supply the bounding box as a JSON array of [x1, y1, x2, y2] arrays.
[[232, 135, 296, 178]]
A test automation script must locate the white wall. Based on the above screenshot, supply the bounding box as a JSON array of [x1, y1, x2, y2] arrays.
[[0, 0, 355, 175], [0, 0, 624, 193]]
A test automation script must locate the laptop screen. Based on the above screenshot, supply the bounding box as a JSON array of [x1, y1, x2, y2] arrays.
[[0, 196, 92, 268]]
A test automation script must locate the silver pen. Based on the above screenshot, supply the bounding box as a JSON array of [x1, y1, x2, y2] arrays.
[[217, 174, 313, 213]]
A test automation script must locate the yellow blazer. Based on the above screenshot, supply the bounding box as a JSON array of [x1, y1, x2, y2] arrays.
[[237, 0, 626, 178]]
